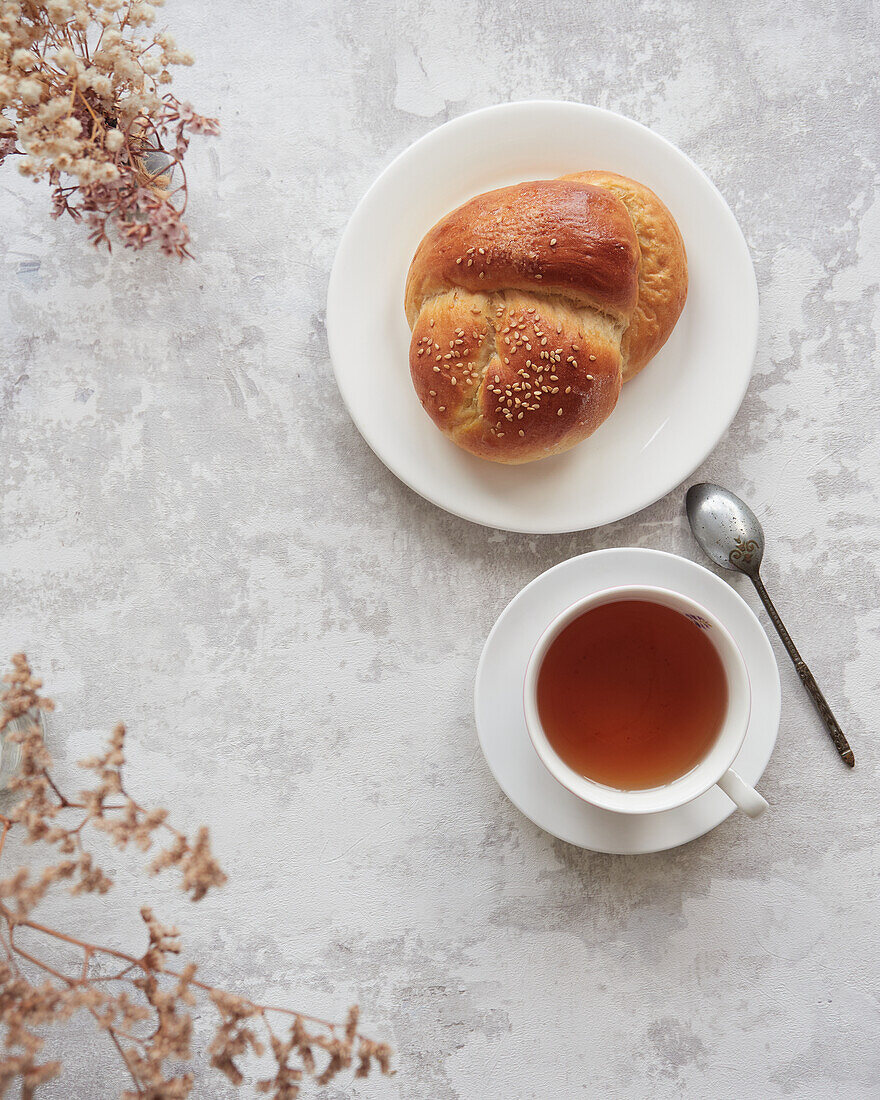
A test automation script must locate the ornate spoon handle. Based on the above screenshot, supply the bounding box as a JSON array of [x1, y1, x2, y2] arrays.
[[749, 571, 854, 767]]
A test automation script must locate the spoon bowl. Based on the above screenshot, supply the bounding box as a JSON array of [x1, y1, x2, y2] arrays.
[[685, 483, 764, 574]]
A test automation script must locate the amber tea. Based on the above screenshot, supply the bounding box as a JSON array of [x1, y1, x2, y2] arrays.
[[536, 599, 729, 790]]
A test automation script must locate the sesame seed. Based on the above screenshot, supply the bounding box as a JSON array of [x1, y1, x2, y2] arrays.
[[565, 386, 571, 393], [519, 430, 524, 436], [557, 408, 563, 416], [535, 274, 542, 280], [478, 247, 485, 255], [429, 390, 436, 396], [585, 374, 593, 380], [438, 406, 446, 411], [430, 319, 435, 327], [589, 354, 596, 361], [433, 365, 440, 372], [550, 237, 557, 246]]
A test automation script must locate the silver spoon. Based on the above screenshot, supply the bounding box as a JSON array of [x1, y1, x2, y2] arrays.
[[686, 482, 854, 768]]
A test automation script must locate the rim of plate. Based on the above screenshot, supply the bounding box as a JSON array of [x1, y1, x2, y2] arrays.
[[327, 100, 759, 534]]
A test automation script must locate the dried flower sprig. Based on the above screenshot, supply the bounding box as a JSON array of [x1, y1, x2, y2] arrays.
[[0, 656, 392, 1098], [0, 0, 219, 257]]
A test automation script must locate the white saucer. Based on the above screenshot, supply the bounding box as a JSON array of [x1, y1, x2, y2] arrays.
[[327, 101, 758, 533], [474, 549, 780, 854]]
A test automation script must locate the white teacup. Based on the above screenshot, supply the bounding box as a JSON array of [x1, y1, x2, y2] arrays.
[[523, 585, 768, 818]]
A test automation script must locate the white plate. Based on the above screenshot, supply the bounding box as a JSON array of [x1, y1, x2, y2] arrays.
[[327, 101, 758, 533], [474, 549, 780, 854]]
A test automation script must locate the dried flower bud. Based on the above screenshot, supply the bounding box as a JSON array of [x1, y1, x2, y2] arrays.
[[78, 68, 113, 97], [51, 46, 80, 74], [18, 78, 43, 105], [12, 49, 35, 70], [47, 0, 75, 20]]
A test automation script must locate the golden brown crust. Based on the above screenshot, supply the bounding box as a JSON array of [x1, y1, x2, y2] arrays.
[[405, 181, 640, 325], [561, 171, 688, 381], [409, 289, 622, 463], [404, 172, 686, 463]]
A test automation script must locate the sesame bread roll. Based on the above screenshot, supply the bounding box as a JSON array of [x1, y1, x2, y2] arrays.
[[404, 174, 687, 464]]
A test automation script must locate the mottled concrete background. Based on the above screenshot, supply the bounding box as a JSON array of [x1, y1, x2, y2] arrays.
[[1, 1, 879, 1097]]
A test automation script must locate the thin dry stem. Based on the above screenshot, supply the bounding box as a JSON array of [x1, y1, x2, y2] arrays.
[[0, 655, 392, 1098]]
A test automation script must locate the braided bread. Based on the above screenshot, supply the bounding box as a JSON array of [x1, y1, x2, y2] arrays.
[[404, 172, 687, 464]]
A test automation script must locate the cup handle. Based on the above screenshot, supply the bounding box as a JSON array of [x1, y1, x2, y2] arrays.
[[716, 768, 769, 819]]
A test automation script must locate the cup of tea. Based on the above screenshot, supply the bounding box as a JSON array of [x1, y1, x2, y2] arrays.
[[523, 585, 768, 818]]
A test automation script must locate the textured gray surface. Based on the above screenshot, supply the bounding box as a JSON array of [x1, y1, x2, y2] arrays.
[[1, 1, 879, 1097]]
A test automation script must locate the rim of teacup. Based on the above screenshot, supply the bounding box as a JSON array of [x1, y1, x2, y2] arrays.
[[523, 584, 752, 815]]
